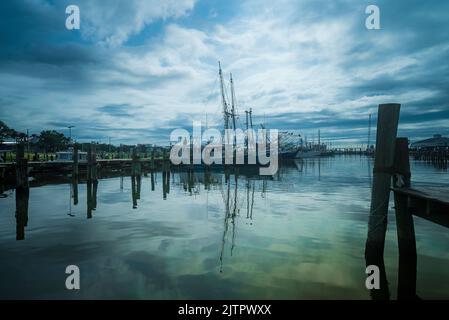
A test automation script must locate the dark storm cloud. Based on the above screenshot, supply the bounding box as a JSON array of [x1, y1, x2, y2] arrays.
[[97, 104, 138, 118], [0, 0, 448, 145]]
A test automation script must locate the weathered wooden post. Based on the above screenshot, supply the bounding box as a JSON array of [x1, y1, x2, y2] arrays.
[[393, 138, 411, 189], [162, 171, 168, 200], [15, 183, 29, 241], [151, 147, 155, 171], [72, 177, 79, 206], [136, 174, 141, 200], [130, 148, 142, 207], [150, 171, 155, 191], [120, 168, 124, 190], [131, 176, 138, 208], [162, 148, 168, 171], [92, 179, 98, 210], [16, 143, 28, 190], [0, 167, 5, 196], [392, 137, 417, 300], [15, 143, 29, 240], [166, 169, 170, 195], [91, 144, 98, 181], [365, 104, 400, 300], [87, 179, 92, 219], [71, 144, 79, 206], [87, 143, 92, 181], [131, 148, 142, 177], [86, 143, 93, 219], [72, 144, 79, 177], [365, 103, 401, 257]]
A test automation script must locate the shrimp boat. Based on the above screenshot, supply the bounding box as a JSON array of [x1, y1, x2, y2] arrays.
[[278, 131, 302, 160], [216, 62, 332, 162], [296, 130, 334, 158], [296, 149, 321, 158]]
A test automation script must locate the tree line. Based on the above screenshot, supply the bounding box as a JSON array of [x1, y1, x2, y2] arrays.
[[0, 121, 149, 156]]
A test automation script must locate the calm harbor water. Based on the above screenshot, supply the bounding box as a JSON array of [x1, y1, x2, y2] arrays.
[[0, 156, 448, 299]]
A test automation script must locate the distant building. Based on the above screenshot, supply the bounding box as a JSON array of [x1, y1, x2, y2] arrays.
[[411, 134, 449, 150]]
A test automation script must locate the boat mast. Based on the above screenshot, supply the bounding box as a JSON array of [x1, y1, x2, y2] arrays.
[[230, 73, 237, 131], [230, 73, 238, 150], [218, 61, 229, 131]]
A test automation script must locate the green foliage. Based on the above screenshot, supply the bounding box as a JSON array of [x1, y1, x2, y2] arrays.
[[0, 121, 26, 141], [37, 130, 70, 153]]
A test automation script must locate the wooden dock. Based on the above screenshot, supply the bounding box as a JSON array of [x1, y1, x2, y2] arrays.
[[365, 103, 449, 300], [392, 187, 449, 228]]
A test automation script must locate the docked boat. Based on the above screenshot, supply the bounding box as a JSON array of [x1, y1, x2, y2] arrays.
[[295, 149, 322, 158], [278, 131, 301, 160]]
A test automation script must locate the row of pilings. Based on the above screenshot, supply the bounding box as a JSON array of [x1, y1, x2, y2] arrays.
[[413, 148, 449, 169]]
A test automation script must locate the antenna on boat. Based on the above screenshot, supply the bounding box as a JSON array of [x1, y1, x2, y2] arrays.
[[230, 73, 237, 131]]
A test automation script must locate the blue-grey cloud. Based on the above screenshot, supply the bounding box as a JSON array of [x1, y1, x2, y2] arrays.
[[0, 0, 448, 146]]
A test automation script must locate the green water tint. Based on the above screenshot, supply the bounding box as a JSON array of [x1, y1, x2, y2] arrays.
[[0, 156, 448, 299]]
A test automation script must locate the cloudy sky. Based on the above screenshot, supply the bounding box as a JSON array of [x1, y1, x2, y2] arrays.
[[0, 0, 448, 146]]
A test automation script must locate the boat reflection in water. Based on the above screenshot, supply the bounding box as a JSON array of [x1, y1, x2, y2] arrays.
[[3, 156, 449, 299]]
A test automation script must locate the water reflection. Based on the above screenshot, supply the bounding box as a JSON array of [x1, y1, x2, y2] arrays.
[[87, 180, 98, 219], [15, 187, 29, 240], [3, 156, 449, 299], [162, 171, 170, 200], [131, 175, 141, 209]]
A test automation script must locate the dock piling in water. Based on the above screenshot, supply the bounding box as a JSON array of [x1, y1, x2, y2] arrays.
[[86, 143, 99, 218], [392, 138, 417, 299], [72, 144, 79, 206], [365, 103, 401, 258], [15, 143, 30, 241], [72, 144, 79, 177], [15, 143, 29, 190]]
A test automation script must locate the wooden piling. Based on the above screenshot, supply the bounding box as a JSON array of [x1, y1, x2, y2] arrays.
[[87, 180, 92, 219], [72, 177, 78, 206], [72, 144, 79, 177], [86, 143, 95, 219], [151, 148, 155, 171], [15, 143, 29, 241], [15, 185, 29, 241], [131, 149, 142, 177], [393, 137, 417, 299], [92, 179, 98, 210], [0, 167, 5, 196], [15, 143, 28, 189], [150, 171, 155, 191], [162, 171, 168, 200], [131, 176, 137, 208], [91, 144, 98, 180], [393, 138, 411, 188], [365, 104, 401, 258], [87, 144, 92, 181]]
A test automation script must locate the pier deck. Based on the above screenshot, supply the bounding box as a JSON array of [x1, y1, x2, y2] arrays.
[[392, 186, 449, 228]]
